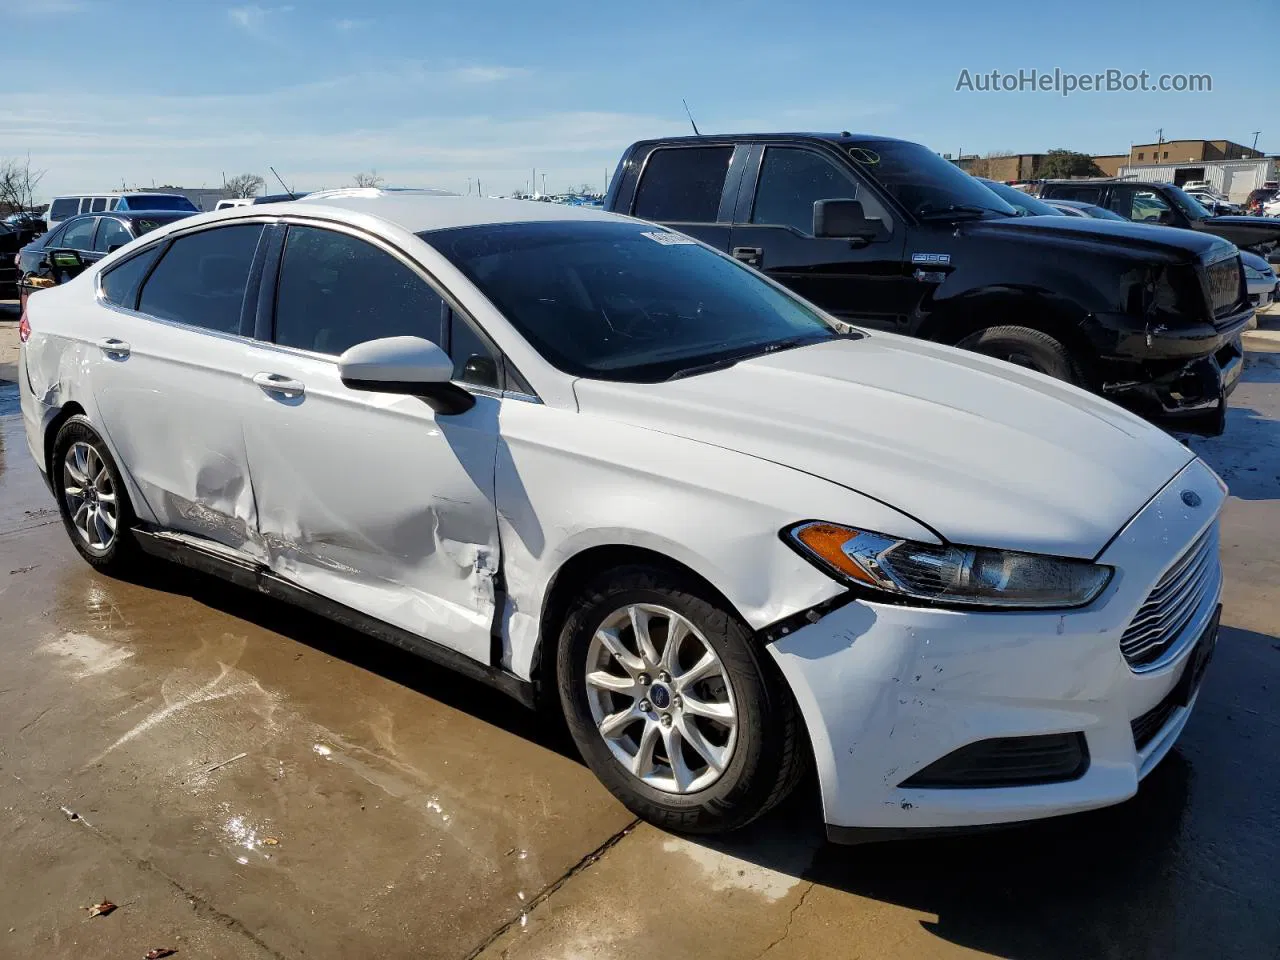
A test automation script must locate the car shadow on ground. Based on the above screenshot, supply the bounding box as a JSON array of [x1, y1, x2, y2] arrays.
[[1186, 350, 1280, 501]]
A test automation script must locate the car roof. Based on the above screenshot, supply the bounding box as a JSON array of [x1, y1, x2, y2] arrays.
[[627, 132, 911, 148], [240, 195, 629, 233], [61, 209, 193, 223], [1044, 199, 1095, 208]]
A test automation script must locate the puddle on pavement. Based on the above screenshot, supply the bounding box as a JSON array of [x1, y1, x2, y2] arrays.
[[37, 630, 134, 678]]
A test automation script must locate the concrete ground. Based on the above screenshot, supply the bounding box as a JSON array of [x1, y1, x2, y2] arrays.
[[1, 304, 1278, 960]]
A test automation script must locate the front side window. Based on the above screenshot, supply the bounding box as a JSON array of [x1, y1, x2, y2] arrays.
[[274, 225, 445, 355], [447, 311, 500, 388], [751, 147, 890, 233], [94, 218, 133, 253], [632, 146, 732, 223], [60, 217, 98, 251], [100, 245, 163, 308], [424, 220, 844, 383], [138, 224, 263, 333], [1111, 187, 1174, 223]]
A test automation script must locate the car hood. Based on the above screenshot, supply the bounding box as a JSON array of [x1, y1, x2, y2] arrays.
[[968, 214, 1227, 260], [1196, 215, 1280, 248], [572, 336, 1196, 559]]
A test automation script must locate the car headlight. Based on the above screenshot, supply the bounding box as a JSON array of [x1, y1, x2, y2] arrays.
[[783, 522, 1113, 609]]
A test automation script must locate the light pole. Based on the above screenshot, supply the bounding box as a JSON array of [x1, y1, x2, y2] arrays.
[[1252, 131, 1262, 153]]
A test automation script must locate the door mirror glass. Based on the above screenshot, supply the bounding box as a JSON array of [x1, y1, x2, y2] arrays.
[[50, 248, 85, 269], [339, 336, 474, 414], [813, 199, 883, 239]]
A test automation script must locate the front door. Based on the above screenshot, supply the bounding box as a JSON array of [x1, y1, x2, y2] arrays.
[[241, 222, 502, 661], [728, 145, 908, 330]]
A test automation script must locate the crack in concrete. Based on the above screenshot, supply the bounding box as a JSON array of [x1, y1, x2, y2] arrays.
[[753, 881, 816, 959], [462, 818, 641, 960], [11, 774, 288, 960]]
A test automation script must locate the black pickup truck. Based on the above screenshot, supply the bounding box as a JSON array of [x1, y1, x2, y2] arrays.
[[604, 133, 1253, 434]]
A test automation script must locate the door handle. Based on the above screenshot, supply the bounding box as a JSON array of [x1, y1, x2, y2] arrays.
[[731, 246, 763, 266], [252, 372, 306, 397], [96, 337, 131, 358]]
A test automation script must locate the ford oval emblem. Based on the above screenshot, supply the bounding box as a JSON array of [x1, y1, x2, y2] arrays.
[[1181, 490, 1202, 508]]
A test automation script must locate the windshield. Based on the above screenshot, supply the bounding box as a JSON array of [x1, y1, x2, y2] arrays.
[[123, 195, 199, 212], [423, 221, 845, 382], [847, 140, 1018, 219], [978, 180, 1062, 216], [1163, 184, 1212, 220]]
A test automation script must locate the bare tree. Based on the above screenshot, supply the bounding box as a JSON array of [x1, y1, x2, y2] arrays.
[[224, 172, 265, 198], [0, 154, 46, 214], [352, 170, 385, 188], [576, 182, 595, 196]]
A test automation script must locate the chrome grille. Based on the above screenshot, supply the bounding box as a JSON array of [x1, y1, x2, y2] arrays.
[[1204, 257, 1242, 318], [1120, 524, 1221, 669]]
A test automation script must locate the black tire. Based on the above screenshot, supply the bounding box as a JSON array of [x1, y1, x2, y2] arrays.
[[955, 324, 1082, 384], [556, 564, 807, 835], [51, 416, 143, 575]]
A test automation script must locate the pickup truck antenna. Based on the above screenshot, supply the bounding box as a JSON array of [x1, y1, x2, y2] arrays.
[[682, 99, 701, 136], [269, 166, 297, 199]]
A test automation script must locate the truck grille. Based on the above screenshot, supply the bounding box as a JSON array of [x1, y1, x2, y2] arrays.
[[1120, 523, 1220, 669], [1204, 256, 1243, 319]]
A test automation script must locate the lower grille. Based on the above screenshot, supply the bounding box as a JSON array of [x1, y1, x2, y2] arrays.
[[900, 734, 1089, 788], [1132, 689, 1180, 751], [1120, 523, 1220, 669]]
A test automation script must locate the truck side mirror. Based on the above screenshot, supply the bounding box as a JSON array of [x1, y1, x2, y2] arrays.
[[813, 199, 884, 242]]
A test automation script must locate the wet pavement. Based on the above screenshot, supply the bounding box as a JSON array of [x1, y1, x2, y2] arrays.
[[1, 341, 1278, 960]]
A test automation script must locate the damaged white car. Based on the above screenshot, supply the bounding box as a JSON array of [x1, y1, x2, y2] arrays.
[[18, 194, 1224, 841]]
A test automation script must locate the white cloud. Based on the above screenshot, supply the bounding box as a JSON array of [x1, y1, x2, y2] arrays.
[[451, 65, 528, 84], [227, 3, 293, 36], [332, 17, 370, 31]]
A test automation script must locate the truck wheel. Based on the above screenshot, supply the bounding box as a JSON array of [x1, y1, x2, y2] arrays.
[[956, 325, 1081, 384], [556, 564, 807, 835]]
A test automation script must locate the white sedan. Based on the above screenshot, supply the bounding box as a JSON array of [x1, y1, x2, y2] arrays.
[[17, 194, 1224, 841]]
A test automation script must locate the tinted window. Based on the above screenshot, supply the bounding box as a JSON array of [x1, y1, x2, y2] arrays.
[[60, 217, 98, 251], [122, 195, 199, 212], [1047, 185, 1103, 204], [978, 179, 1062, 217], [632, 146, 731, 223], [90, 198, 107, 212], [100, 245, 163, 309], [846, 140, 1017, 219], [49, 198, 78, 221], [448, 311, 500, 388], [274, 226, 445, 355], [138, 224, 263, 333], [751, 147, 889, 233], [94, 218, 133, 253], [425, 220, 843, 382], [78, 199, 93, 214], [41, 223, 69, 248], [1110, 187, 1173, 223]]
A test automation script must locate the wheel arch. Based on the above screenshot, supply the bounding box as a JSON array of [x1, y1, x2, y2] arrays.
[[43, 401, 87, 480]]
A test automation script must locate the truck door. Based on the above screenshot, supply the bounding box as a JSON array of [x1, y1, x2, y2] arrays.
[[627, 144, 748, 251], [727, 144, 908, 330]]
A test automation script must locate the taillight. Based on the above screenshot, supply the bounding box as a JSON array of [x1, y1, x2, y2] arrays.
[[18, 307, 31, 343]]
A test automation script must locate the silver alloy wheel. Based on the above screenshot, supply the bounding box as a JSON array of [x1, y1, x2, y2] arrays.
[[62, 441, 118, 553], [585, 603, 739, 794]]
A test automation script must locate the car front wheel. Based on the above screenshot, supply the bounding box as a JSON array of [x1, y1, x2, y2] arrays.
[[556, 564, 807, 834], [956, 324, 1082, 384]]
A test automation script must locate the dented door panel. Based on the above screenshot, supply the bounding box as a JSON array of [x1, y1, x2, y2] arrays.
[[241, 349, 501, 662], [88, 311, 262, 556]]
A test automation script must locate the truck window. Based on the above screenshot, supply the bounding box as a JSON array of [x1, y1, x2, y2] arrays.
[[1049, 185, 1102, 204], [751, 147, 889, 235], [632, 146, 732, 223]]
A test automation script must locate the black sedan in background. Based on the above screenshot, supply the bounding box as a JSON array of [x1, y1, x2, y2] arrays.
[[17, 209, 193, 308]]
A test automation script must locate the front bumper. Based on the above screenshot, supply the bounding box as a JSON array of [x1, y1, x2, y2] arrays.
[[769, 458, 1224, 841]]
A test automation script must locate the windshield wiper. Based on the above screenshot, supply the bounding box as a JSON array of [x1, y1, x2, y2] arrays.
[[665, 334, 847, 381], [917, 204, 1007, 221]]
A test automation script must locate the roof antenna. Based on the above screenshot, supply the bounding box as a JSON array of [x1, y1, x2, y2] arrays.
[[269, 166, 297, 199], [682, 99, 701, 136]]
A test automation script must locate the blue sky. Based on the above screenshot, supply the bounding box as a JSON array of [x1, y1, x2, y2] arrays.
[[1, 0, 1271, 199]]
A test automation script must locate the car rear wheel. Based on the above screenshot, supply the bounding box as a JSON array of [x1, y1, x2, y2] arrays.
[[52, 416, 143, 574], [956, 324, 1081, 384], [556, 564, 807, 834]]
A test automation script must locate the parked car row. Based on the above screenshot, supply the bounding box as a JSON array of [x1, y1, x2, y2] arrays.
[[17, 186, 1226, 843]]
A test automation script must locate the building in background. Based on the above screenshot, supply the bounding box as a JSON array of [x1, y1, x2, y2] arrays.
[[1116, 157, 1279, 202], [1091, 154, 1129, 177], [1125, 139, 1265, 167], [951, 153, 1046, 180]]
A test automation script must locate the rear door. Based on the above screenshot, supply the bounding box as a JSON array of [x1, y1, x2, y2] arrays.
[[89, 223, 268, 555], [240, 221, 503, 660], [727, 144, 908, 329], [627, 144, 745, 251]]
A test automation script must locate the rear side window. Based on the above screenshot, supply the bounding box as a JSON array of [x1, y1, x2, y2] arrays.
[[100, 245, 163, 309], [60, 217, 98, 251], [273, 225, 445, 355], [138, 224, 263, 333], [447, 310, 500, 388], [90, 198, 107, 212], [49, 198, 78, 221], [1047, 185, 1102, 204], [94, 218, 133, 253], [632, 146, 732, 223]]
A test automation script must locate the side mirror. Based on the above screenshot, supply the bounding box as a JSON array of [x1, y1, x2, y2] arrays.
[[813, 199, 884, 242], [50, 248, 84, 269], [107, 243, 124, 254], [338, 336, 475, 415]]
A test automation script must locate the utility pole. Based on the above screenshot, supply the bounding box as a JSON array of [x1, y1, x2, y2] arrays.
[[541, 173, 547, 196], [1251, 131, 1262, 153]]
